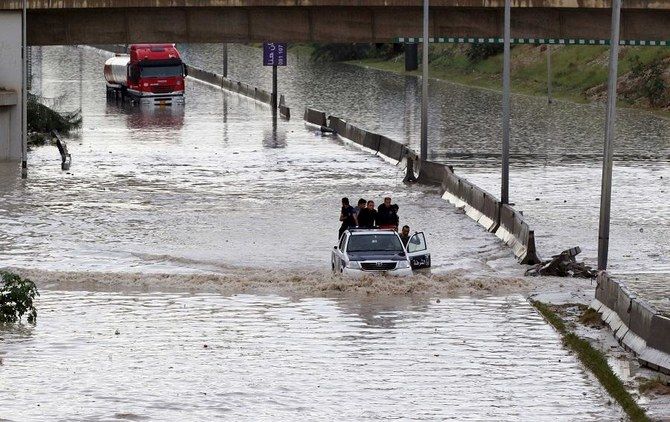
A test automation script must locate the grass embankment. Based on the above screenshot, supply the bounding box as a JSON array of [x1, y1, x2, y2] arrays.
[[531, 301, 649, 422], [343, 44, 670, 116]]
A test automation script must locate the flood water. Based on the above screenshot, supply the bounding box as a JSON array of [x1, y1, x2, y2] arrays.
[[0, 44, 664, 419], [0, 291, 620, 421]]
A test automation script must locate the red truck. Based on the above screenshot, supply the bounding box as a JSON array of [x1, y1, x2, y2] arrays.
[[104, 44, 187, 106]]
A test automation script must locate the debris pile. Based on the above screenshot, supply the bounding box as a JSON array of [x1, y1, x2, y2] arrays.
[[525, 247, 597, 278]]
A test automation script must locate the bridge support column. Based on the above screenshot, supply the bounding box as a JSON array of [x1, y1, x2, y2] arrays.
[[0, 11, 24, 164], [405, 43, 418, 72]]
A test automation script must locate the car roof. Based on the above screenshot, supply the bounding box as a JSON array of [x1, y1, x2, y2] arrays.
[[347, 229, 398, 235]]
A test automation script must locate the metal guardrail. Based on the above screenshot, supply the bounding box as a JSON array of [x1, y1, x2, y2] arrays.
[[396, 37, 670, 46]]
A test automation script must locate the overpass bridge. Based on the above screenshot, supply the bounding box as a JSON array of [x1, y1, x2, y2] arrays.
[[0, 1, 668, 45]]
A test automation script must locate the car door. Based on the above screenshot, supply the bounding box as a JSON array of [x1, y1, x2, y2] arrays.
[[406, 232, 431, 269], [332, 233, 348, 271]]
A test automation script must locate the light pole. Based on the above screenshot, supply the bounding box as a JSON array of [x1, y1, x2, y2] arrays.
[[21, 0, 28, 179], [420, 0, 429, 163], [547, 45, 553, 104], [597, 0, 622, 271], [501, 0, 511, 204]]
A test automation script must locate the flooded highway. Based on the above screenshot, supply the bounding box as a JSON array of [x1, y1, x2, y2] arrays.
[[180, 43, 669, 309], [0, 44, 664, 419]]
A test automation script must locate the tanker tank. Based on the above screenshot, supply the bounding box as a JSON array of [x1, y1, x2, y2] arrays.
[[104, 55, 130, 88]]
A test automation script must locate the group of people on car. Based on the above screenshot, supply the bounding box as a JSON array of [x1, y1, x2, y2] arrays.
[[339, 196, 412, 246]]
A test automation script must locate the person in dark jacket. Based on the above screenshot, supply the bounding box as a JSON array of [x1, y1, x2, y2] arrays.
[[357, 200, 377, 228], [377, 197, 399, 230], [339, 197, 358, 239], [355, 198, 367, 220], [399, 225, 411, 247]]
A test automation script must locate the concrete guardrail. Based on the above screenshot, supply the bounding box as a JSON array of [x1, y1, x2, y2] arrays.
[[303, 108, 540, 265], [592, 272, 670, 374], [186, 64, 289, 119]]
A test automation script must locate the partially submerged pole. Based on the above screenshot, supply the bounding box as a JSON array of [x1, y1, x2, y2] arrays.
[[222, 43, 228, 78], [501, 0, 511, 204], [547, 46, 553, 104], [21, 0, 28, 179], [597, 0, 622, 271], [420, 0, 429, 163], [271, 64, 278, 111]]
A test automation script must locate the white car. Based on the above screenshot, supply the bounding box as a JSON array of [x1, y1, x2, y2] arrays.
[[331, 229, 431, 276]]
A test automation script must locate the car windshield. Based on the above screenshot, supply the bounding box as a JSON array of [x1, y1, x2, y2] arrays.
[[347, 234, 404, 253], [140, 65, 183, 78]]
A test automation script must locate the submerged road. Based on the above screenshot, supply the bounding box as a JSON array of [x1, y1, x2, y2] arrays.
[[0, 46, 630, 419]]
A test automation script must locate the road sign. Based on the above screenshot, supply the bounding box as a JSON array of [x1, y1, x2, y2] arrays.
[[263, 43, 287, 67]]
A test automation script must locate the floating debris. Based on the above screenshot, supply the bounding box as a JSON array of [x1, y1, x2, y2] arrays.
[[525, 247, 597, 278]]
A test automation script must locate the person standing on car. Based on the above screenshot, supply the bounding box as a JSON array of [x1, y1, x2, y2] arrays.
[[377, 197, 399, 230], [339, 197, 358, 239], [357, 200, 377, 228], [355, 198, 367, 220]]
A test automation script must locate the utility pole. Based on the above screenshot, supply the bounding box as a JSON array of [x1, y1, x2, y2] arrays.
[[271, 64, 278, 111], [21, 0, 27, 179], [420, 0, 429, 163], [547, 45, 553, 104], [222, 43, 228, 78], [597, 0, 622, 271], [501, 0, 511, 204]]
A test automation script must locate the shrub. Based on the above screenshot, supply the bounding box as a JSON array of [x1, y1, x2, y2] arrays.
[[0, 271, 39, 324], [466, 44, 504, 63], [27, 94, 82, 135], [310, 43, 398, 62]]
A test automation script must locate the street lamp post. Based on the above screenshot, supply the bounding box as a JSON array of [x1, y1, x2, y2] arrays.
[[501, 0, 511, 204], [21, 0, 28, 179], [420, 0, 429, 163], [597, 0, 622, 271]]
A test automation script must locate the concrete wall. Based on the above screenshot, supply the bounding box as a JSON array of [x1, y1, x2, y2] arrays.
[[592, 272, 670, 374], [306, 108, 541, 265], [0, 12, 22, 161], [8, 7, 668, 45]]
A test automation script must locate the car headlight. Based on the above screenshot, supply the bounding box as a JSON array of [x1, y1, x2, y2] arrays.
[[345, 261, 359, 269], [396, 260, 410, 269]]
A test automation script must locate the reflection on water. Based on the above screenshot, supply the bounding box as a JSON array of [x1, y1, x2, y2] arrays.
[[179, 44, 669, 166], [0, 291, 621, 420]]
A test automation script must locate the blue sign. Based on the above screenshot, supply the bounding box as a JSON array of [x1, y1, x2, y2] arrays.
[[263, 43, 287, 67]]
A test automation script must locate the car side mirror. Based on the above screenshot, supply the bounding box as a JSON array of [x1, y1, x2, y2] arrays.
[[333, 246, 338, 250]]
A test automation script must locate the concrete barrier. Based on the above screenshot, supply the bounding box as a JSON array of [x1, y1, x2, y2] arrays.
[[495, 204, 541, 264], [380, 137, 406, 162], [186, 64, 289, 119], [416, 160, 449, 185], [304, 108, 327, 127], [327, 116, 346, 134], [591, 272, 670, 374]]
